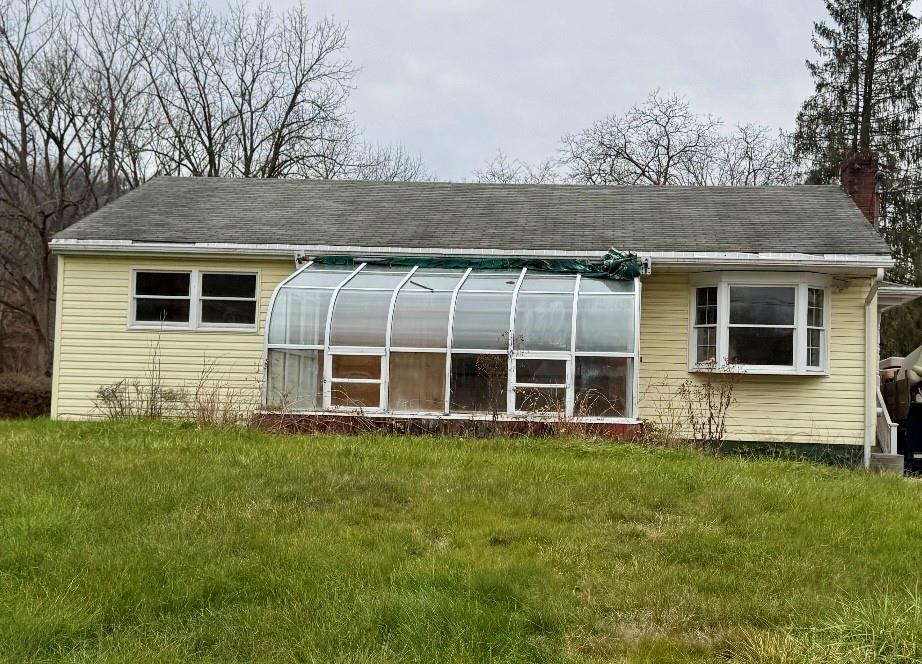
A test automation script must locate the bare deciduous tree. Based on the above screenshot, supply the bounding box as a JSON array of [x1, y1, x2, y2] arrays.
[[1, 0, 427, 374], [0, 0, 108, 372], [143, 1, 355, 179], [560, 91, 797, 186], [474, 150, 561, 184], [347, 142, 428, 182]]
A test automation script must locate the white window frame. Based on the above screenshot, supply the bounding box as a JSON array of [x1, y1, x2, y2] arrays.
[[326, 349, 386, 412], [130, 268, 192, 328], [692, 285, 718, 364], [688, 272, 831, 375], [806, 287, 826, 370], [511, 353, 570, 415], [198, 271, 260, 330], [129, 268, 259, 332]]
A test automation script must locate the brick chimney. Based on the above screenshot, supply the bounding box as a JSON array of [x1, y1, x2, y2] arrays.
[[840, 152, 879, 226]]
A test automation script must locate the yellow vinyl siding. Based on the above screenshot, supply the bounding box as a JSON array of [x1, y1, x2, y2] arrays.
[[52, 255, 294, 419], [54, 255, 873, 445], [638, 272, 871, 445]]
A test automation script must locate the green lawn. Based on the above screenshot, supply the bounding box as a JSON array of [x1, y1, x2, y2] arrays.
[[1, 420, 922, 663]]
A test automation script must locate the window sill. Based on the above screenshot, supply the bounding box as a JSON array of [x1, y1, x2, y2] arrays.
[[689, 365, 828, 377], [128, 324, 258, 333]]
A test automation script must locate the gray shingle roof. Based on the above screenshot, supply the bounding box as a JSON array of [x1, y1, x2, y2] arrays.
[[54, 177, 892, 255]]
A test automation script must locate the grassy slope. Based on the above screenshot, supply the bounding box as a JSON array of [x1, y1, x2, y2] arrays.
[[1, 420, 921, 663]]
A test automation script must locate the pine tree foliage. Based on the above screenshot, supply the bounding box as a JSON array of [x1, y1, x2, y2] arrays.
[[795, 0, 922, 355], [794, 0, 921, 184]]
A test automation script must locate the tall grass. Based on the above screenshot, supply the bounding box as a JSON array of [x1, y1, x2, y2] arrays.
[[1, 419, 922, 662], [730, 590, 922, 663]]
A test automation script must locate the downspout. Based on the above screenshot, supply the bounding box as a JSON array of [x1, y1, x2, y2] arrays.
[[864, 268, 884, 468]]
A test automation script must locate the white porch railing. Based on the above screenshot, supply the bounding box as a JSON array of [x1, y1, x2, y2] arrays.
[[876, 386, 899, 455]]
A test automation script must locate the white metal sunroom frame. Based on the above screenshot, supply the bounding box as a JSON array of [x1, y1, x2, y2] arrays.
[[263, 260, 641, 422]]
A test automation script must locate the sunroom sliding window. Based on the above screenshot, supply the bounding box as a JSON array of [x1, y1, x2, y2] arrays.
[[265, 262, 640, 419], [691, 276, 829, 374]]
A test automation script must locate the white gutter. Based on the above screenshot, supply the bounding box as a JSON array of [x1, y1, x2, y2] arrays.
[[864, 269, 884, 469], [49, 238, 895, 270]]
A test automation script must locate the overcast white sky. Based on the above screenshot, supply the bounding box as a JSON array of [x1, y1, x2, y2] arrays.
[[297, 1, 828, 180]]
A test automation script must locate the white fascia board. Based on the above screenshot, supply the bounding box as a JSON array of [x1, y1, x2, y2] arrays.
[[644, 250, 893, 269], [49, 238, 894, 269]]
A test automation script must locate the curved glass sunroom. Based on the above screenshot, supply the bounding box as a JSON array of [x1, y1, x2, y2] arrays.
[[265, 262, 639, 420]]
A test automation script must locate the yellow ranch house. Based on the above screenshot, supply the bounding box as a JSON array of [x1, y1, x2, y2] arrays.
[[49, 155, 921, 469]]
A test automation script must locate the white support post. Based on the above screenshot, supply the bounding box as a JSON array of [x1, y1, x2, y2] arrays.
[[864, 270, 883, 469], [507, 268, 528, 415], [567, 274, 581, 418], [382, 266, 419, 411], [322, 263, 367, 409], [443, 268, 473, 414]]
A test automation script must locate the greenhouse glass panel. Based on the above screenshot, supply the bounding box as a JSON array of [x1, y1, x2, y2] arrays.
[[575, 294, 634, 353], [516, 358, 567, 384], [267, 288, 331, 346], [460, 273, 520, 291], [266, 349, 323, 410], [402, 270, 465, 292], [330, 382, 380, 408], [578, 277, 635, 294], [391, 290, 452, 348], [389, 352, 446, 411], [286, 267, 354, 288], [330, 290, 391, 346], [514, 292, 573, 351], [451, 291, 513, 350], [449, 353, 506, 413], [343, 267, 411, 290], [519, 274, 576, 293], [574, 357, 630, 417], [515, 387, 565, 412], [332, 354, 381, 379]]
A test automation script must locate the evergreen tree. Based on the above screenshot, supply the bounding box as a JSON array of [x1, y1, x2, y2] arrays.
[[795, 0, 921, 183], [795, 0, 922, 356]]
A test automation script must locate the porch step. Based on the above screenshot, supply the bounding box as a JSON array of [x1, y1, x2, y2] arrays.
[[870, 452, 905, 474]]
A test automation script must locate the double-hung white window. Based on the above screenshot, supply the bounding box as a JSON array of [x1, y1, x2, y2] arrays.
[[690, 275, 829, 374], [131, 269, 258, 330], [692, 286, 718, 363]]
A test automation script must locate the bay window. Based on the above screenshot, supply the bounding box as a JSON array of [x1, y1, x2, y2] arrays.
[[690, 275, 829, 374]]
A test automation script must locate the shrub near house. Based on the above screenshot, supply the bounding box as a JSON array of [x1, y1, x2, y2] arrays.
[[0, 374, 51, 418]]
